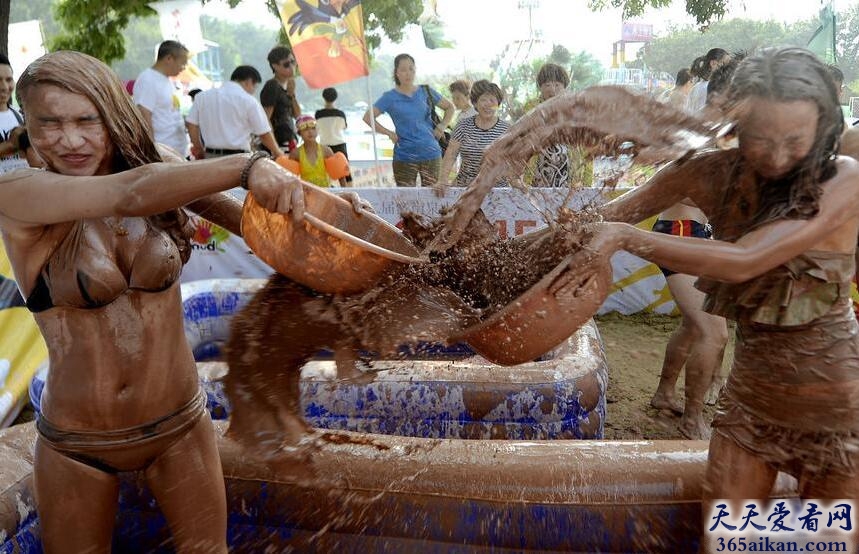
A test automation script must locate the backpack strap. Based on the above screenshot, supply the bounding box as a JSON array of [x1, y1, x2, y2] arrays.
[[9, 106, 23, 125], [423, 84, 439, 125]]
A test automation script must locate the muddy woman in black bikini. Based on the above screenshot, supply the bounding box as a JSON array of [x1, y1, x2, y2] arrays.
[[0, 51, 306, 552]]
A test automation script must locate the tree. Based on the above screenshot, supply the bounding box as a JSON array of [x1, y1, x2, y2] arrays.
[[492, 44, 604, 120], [638, 18, 815, 75], [836, 3, 859, 84], [47, 0, 423, 64], [11, 0, 60, 38], [589, 0, 727, 27], [0, 0, 9, 55], [50, 1, 157, 63], [43, 0, 741, 65]]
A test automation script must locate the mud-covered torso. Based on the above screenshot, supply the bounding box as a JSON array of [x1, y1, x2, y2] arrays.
[[693, 150, 859, 435], [699, 251, 855, 327], [693, 149, 854, 327], [25, 216, 197, 430]]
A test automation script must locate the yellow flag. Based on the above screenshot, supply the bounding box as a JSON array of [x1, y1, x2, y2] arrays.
[[277, 0, 370, 89]]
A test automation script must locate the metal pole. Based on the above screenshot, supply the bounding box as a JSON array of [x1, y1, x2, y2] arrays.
[[364, 74, 383, 187]]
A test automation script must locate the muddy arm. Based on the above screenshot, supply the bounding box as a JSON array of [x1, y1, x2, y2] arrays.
[[600, 158, 702, 225], [186, 193, 244, 236], [598, 159, 859, 281]]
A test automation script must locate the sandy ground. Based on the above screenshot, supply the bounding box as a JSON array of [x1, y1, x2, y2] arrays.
[[596, 312, 736, 440]]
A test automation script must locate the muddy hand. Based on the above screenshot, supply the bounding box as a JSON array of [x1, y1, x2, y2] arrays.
[[247, 156, 306, 223], [548, 249, 601, 296], [338, 191, 375, 215], [547, 221, 623, 295]]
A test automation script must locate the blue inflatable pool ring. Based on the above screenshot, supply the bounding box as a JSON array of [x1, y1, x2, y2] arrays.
[[30, 278, 608, 439]]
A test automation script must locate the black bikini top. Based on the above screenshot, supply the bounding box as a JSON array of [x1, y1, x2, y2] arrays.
[[25, 217, 184, 313]]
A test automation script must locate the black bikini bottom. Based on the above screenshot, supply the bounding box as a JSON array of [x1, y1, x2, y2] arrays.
[[36, 389, 207, 474]]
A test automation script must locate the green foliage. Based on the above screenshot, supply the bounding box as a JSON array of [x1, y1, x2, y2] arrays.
[[11, 0, 60, 39], [836, 3, 859, 84], [50, 0, 155, 62], [198, 16, 278, 82], [638, 18, 816, 75], [45, 0, 422, 65], [362, 0, 422, 52], [108, 14, 162, 80], [588, 0, 726, 26], [492, 44, 604, 120]]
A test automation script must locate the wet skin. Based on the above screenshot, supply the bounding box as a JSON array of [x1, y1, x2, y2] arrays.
[[595, 97, 859, 511], [26, 85, 115, 177], [0, 55, 305, 551]]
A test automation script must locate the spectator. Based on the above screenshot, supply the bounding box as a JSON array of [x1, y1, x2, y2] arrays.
[[315, 87, 351, 184], [260, 46, 301, 153], [449, 79, 476, 123], [437, 79, 510, 193], [0, 53, 27, 175], [133, 40, 190, 156], [532, 62, 571, 187], [666, 68, 694, 112], [289, 114, 345, 187], [185, 65, 283, 161], [363, 53, 454, 187], [686, 48, 731, 113]]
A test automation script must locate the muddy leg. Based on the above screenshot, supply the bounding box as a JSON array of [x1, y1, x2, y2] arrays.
[[700, 432, 777, 554], [660, 274, 728, 439]]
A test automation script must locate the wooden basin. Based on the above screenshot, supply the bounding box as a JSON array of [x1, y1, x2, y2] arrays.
[[241, 186, 423, 295], [454, 250, 612, 366]]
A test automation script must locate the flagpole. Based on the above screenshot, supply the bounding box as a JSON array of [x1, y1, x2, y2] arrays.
[[364, 75, 383, 188]]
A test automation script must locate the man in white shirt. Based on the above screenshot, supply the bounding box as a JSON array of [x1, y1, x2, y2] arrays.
[[185, 65, 284, 160], [133, 40, 190, 156]]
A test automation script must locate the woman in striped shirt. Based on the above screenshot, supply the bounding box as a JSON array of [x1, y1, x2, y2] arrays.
[[436, 80, 509, 194]]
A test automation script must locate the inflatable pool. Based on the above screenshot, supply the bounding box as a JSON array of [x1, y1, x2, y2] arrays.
[[4, 277, 801, 551], [182, 279, 608, 440], [30, 279, 608, 440], [0, 421, 799, 553]]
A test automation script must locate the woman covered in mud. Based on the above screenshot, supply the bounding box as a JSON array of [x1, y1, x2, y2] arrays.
[[595, 47, 859, 500], [0, 51, 305, 552]]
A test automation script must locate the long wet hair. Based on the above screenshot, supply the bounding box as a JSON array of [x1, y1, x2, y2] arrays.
[[725, 47, 844, 223], [16, 51, 192, 262]]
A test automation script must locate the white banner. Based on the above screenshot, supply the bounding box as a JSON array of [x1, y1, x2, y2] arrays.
[[152, 0, 206, 54], [180, 187, 676, 315], [8, 21, 46, 79]]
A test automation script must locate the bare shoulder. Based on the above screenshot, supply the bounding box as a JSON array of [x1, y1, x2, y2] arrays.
[[827, 156, 859, 193], [817, 157, 859, 221], [840, 126, 859, 160], [648, 149, 732, 192]]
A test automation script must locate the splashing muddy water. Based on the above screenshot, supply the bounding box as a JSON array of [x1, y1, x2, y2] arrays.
[[426, 85, 718, 254], [226, 86, 720, 449]]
